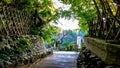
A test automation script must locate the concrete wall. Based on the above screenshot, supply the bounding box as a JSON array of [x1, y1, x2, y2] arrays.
[[84, 37, 120, 65]]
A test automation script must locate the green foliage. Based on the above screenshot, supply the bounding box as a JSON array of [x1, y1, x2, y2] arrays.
[[0, 0, 36, 9], [0, 0, 59, 22], [58, 45, 66, 51], [58, 42, 76, 51], [1, 0, 60, 44], [32, 24, 59, 45], [0, 38, 31, 64], [0, 53, 12, 64], [60, 0, 98, 20], [42, 25, 59, 45], [66, 42, 75, 51], [59, 0, 99, 35], [59, 0, 118, 37], [77, 45, 82, 52], [0, 0, 61, 45], [16, 38, 31, 53], [79, 18, 89, 35], [59, 10, 73, 19]]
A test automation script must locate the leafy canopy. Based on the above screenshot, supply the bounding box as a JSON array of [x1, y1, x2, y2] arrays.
[[59, 0, 98, 34]]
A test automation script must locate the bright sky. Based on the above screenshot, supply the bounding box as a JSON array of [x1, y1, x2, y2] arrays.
[[51, 18, 79, 30], [51, 0, 80, 30]]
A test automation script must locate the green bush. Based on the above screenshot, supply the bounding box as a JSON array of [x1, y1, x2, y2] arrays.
[[0, 37, 32, 65], [58, 43, 76, 51], [77, 45, 82, 52]]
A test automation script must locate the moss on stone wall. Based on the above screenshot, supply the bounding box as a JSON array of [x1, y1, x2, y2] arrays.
[[0, 35, 50, 68], [84, 37, 120, 65]]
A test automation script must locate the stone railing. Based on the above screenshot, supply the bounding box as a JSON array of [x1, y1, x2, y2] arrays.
[[84, 37, 120, 65]]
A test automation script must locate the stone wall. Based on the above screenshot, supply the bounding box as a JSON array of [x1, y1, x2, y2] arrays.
[[0, 5, 53, 68], [77, 37, 120, 68], [84, 37, 120, 65], [0, 35, 52, 68], [77, 47, 120, 68]]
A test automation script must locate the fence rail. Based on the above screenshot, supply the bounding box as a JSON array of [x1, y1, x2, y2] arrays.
[[0, 6, 32, 36]]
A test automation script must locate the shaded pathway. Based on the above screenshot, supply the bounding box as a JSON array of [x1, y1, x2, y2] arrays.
[[28, 51, 79, 68]]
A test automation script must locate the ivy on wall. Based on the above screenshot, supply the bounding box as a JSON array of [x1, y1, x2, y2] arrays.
[[0, 0, 60, 44], [0, 37, 32, 65]]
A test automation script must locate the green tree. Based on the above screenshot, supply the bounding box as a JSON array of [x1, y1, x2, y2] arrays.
[[59, 0, 119, 37]]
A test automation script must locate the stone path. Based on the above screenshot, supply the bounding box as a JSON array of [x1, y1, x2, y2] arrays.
[[28, 51, 79, 68]]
